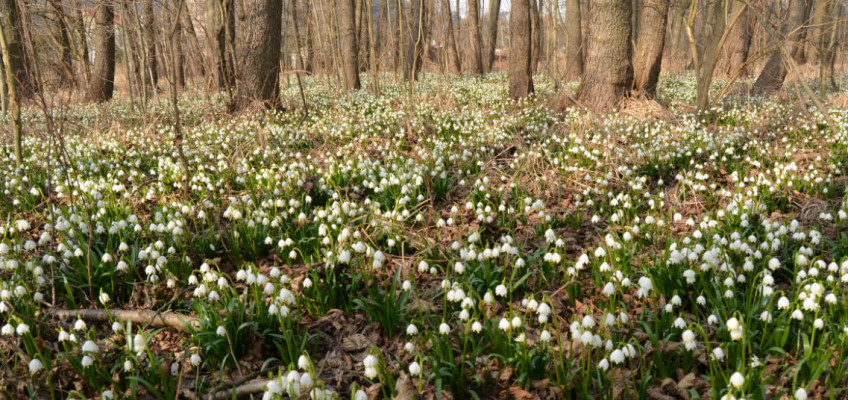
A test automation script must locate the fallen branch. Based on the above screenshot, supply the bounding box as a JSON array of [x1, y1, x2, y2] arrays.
[[47, 308, 200, 331], [181, 379, 270, 400]]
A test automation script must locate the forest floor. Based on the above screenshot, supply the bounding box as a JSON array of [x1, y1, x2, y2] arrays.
[[1, 73, 848, 400]]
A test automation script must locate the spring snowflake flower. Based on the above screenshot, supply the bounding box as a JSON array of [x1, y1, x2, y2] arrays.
[[598, 358, 609, 371], [81, 355, 94, 367], [408, 361, 421, 376], [16, 220, 31, 231], [16, 323, 29, 335], [495, 284, 508, 297], [711, 347, 725, 361], [29, 358, 43, 374], [439, 322, 450, 334], [82, 340, 100, 353], [610, 349, 625, 364], [794, 388, 807, 400], [406, 324, 419, 336], [2, 324, 15, 336], [729, 372, 744, 388], [471, 321, 483, 333]]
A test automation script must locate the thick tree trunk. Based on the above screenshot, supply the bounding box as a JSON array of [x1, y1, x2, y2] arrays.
[[509, 0, 533, 99], [404, 0, 425, 80], [752, 0, 810, 95], [0, 0, 33, 96], [467, 0, 483, 74], [575, 0, 632, 113], [717, 0, 751, 77], [0, 8, 22, 165], [236, 0, 282, 109], [529, 0, 541, 75], [338, 0, 361, 89], [632, 0, 668, 96], [441, 0, 460, 74], [484, 0, 501, 72], [86, 0, 116, 102], [170, 9, 185, 89], [564, 0, 583, 81]]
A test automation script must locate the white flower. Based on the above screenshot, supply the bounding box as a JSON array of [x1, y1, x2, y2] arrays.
[[598, 358, 609, 371], [439, 322, 450, 334], [82, 340, 100, 353], [354, 390, 368, 400], [610, 349, 625, 364], [495, 284, 508, 297], [471, 321, 483, 333], [499, 318, 511, 331], [711, 347, 725, 361], [298, 354, 311, 370], [363, 354, 378, 368], [16, 220, 31, 231], [190, 354, 202, 366], [408, 362, 421, 376], [81, 355, 94, 367], [28, 358, 43, 374], [729, 372, 744, 388], [99, 291, 111, 305], [794, 388, 807, 400], [15, 323, 29, 335], [406, 324, 419, 336]]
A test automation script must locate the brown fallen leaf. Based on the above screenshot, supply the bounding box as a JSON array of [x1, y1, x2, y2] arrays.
[[508, 386, 534, 400]]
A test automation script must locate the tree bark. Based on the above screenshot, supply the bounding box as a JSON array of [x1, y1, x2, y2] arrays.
[[575, 0, 632, 113], [529, 0, 541, 75], [50, 1, 75, 86], [141, 0, 159, 88], [441, 0, 460, 74], [564, 0, 583, 81], [86, 0, 116, 102], [484, 0, 501, 72], [716, 0, 751, 77], [509, 0, 533, 99], [466, 0, 483, 74], [632, 0, 669, 96], [752, 0, 810, 95], [338, 0, 361, 89], [0, 8, 22, 165], [0, 0, 33, 96], [236, 0, 282, 109]]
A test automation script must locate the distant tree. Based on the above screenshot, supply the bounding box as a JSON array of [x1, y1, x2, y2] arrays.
[[86, 0, 116, 102], [441, 0, 460, 74], [143, 0, 157, 87], [467, 0, 483, 74], [236, 0, 282, 109], [338, 0, 360, 89], [529, 0, 540, 74], [632, 0, 669, 96], [564, 0, 583, 81], [509, 0, 533, 99], [0, 3, 22, 165], [752, 0, 811, 95], [404, 0, 425, 80], [575, 0, 632, 113], [717, 0, 752, 77], [484, 0, 501, 72]]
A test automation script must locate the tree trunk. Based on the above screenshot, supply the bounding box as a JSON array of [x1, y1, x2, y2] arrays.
[[338, 0, 361, 89], [0, 0, 32, 96], [170, 8, 185, 89], [632, 0, 668, 96], [564, 0, 583, 81], [404, 0, 425, 80], [467, 0, 483, 74], [575, 0, 632, 113], [509, 0, 533, 99], [74, 5, 90, 86], [86, 0, 116, 102], [440, 0, 460, 74], [236, 0, 282, 109], [529, 0, 541, 75], [716, 0, 751, 77], [752, 0, 810, 95], [0, 7, 22, 165], [484, 0, 501, 72], [50, 1, 75, 87], [141, 0, 159, 88]]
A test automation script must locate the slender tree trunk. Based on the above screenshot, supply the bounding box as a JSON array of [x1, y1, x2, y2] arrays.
[[339, 0, 361, 89], [509, 0, 533, 99], [0, 56, 7, 114], [441, 0, 460, 74], [170, 9, 185, 89], [304, 0, 313, 73], [50, 1, 75, 87], [575, 0, 632, 113], [73, 4, 90, 87], [632, 0, 669, 96], [467, 0, 483, 74], [236, 0, 282, 109], [564, 0, 583, 81], [752, 0, 810, 95], [86, 0, 116, 102], [484, 0, 501, 72], [0, 0, 32, 96], [143, 0, 158, 88], [404, 0, 425, 80]]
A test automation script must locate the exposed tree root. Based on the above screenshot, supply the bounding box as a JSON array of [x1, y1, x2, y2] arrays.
[[47, 308, 201, 331]]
